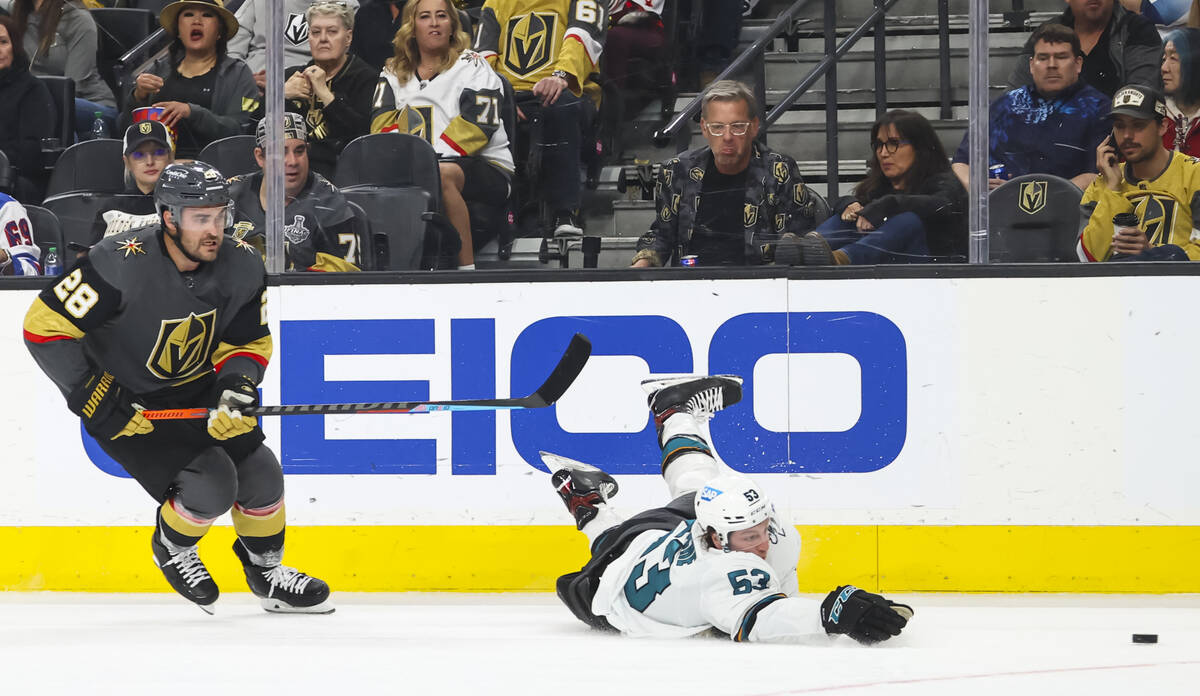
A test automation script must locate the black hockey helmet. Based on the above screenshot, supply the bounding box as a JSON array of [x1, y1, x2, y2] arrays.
[[155, 161, 232, 217]]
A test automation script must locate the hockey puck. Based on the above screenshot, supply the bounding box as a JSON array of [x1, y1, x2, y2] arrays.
[[1132, 633, 1158, 644]]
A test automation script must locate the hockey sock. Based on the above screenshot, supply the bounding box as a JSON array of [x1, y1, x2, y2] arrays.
[[661, 446, 722, 501], [158, 499, 215, 548], [232, 500, 286, 566], [581, 505, 625, 550]]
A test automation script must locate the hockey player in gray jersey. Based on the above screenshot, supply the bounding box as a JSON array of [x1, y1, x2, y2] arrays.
[[549, 375, 912, 644], [23, 162, 332, 615]]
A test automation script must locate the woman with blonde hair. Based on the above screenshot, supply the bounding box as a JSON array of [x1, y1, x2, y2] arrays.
[[371, 0, 513, 270]]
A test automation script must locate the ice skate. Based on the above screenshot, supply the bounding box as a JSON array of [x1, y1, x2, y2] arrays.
[[232, 539, 334, 614], [543, 451, 619, 530], [151, 532, 219, 614], [642, 374, 743, 425]]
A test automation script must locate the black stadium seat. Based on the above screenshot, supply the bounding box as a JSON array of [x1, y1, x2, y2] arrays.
[[25, 205, 64, 270], [198, 135, 259, 179], [988, 174, 1083, 263], [90, 8, 157, 106], [44, 139, 126, 199], [335, 133, 459, 269], [42, 192, 149, 251], [39, 75, 76, 154]]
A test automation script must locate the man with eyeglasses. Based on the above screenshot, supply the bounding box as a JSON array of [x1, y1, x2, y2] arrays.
[[631, 80, 825, 267], [952, 23, 1110, 192]]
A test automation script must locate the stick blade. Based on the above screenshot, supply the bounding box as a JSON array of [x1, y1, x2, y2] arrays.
[[528, 333, 592, 407]]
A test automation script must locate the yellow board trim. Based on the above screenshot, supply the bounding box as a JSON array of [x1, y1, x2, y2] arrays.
[[1, 525, 1198, 593]]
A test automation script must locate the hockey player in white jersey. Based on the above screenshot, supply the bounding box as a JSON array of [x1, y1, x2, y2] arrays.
[[0, 193, 42, 275], [548, 375, 913, 644]]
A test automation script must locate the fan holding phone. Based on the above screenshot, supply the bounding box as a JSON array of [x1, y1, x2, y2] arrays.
[[1079, 84, 1200, 261]]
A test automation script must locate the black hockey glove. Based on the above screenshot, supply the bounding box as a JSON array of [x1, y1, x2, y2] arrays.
[[820, 585, 913, 644], [208, 372, 259, 440], [67, 371, 154, 440]]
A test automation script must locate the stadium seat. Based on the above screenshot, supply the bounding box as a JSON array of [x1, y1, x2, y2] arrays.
[[803, 186, 831, 227], [44, 139, 126, 199], [0, 149, 11, 194], [345, 199, 381, 271], [25, 204, 63, 269], [90, 8, 157, 106], [198, 135, 259, 178], [335, 133, 459, 269], [42, 192, 148, 251], [988, 174, 1082, 263], [39, 75, 75, 160], [129, 0, 176, 14]]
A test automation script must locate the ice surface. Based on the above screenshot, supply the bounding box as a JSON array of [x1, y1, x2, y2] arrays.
[[1, 592, 1197, 695]]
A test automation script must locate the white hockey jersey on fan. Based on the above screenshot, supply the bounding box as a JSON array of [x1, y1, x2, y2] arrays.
[[591, 514, 828, 642], [371, 51, 515, 175], [0, 193, 42, 276]]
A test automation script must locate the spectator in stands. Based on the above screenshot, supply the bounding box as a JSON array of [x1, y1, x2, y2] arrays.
[[283, 1, 375, 180], [0, 191, 41, 275], [126, 0, 259, 159], [630, 80, 822, 268], [229, 0, 360, 93], [1079, 83, 1200, 260], [373, 0, 513, 270], [814, 110, 967, 265], [228, 113, 360, 271], [475, 0, 606, 237], [5, 0, 117, 138], [953, 23, 1110, 191], [350, 0, 407, 72], [93, 121, 176, 239], [1009, 0, 1162, 97], [0, 16, 54, 203], [603, 1, 666, 93], [1120, 0, 1192, 28], [1160, 28, 1200, 155]]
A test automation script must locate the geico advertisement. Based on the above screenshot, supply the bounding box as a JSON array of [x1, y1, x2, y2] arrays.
[[12, 276, 1200, 526]]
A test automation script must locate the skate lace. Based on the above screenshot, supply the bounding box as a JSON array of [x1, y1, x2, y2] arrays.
[[166, 547, 212, 588], [685, 387, 725, 420], [261, 565, 313, 595]]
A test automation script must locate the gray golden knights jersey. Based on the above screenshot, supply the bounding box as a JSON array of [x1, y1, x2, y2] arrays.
[[371, 51, 515, 176], [23, 228, 272, 401], [591, 516, 829, 643]]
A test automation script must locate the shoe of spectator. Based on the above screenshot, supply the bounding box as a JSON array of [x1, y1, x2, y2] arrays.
[[799, 231, 835, 266], [553, 210, 584, 238]]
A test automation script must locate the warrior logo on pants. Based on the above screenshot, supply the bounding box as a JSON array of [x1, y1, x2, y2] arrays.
[[146, 310, 217, 380]]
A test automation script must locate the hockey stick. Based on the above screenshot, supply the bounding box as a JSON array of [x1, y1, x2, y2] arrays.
[[141, 333, 592, 420]]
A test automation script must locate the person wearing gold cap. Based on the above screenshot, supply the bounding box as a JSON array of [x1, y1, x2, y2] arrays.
[[123, 0, 260, 159]]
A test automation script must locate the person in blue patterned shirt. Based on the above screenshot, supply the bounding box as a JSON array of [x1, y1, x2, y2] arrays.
[[953, 23, 1111, 192]]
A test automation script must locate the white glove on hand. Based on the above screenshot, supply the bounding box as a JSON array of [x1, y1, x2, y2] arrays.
[[207, 374, 259, 440]]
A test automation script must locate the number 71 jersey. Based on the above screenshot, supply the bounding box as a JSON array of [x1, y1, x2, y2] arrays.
[[591, 516, 816, 641]]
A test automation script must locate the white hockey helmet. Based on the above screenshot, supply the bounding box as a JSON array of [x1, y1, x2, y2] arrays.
[[693, 474, 775, 552]]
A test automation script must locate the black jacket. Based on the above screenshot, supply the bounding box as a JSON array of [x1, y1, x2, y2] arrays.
[[844, 170, 968, 260], [0, 55, 54, 181], [285, 55, 378, 180]]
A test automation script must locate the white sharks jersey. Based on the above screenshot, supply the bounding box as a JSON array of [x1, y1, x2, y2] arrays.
[[591, 515, 827, 642], [1, 193, 42, 276]]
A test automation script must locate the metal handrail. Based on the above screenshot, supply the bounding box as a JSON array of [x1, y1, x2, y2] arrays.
[[652, 0, 808, 148]]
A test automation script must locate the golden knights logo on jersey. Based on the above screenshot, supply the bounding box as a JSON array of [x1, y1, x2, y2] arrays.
[[1018, 180, 1047, 215], [744, 203, 759, 227], [1131, 192, 1179, 246], [147, 309, 217, 380], [504, 13, 557, 78], [392, 105, 435, 144], [773, 161, 789, 184]]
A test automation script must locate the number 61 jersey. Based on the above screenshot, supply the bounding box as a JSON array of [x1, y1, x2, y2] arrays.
[[590, 515, 829, 643]]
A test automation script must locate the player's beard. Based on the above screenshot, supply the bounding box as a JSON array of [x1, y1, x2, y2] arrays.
[[165, 223, 220, 265]]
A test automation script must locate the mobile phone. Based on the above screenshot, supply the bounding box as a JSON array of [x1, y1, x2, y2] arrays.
[[1107, 134, 1124, 165]]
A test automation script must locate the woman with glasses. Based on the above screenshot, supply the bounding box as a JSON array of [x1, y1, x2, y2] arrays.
[[125, 0, 259, 159], [282, 0, 375, 179], [229, 0, 360, 91], [814, 110, 966, 265], [371, 0, 513, 270], [92, 121, 177, 239]]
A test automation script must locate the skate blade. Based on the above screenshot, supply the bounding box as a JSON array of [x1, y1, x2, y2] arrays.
[[639, 374, 743, 394], [196, 602, 216, 615], [539, 451, 602, 474], [261, 597, 336, 615]]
